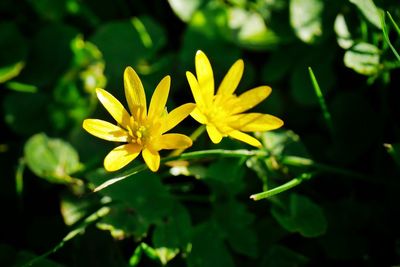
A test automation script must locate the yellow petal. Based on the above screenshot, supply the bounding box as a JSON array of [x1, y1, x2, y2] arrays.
[[229, 113, 284, 132], [206, 124, 223, 144], [228, 130, 262, 148], [148, 75, 170, 120], [104, 143, 141, 172], [162, 103, 196, 133], [154, 134, 192, 150], [186, 71, 205, 108], [195, 50, 214, 104], [142, 148, 160, 172], [217, 59, 244, 95], [96, 88, 130, 127], [233, 86, 272, 114], [190, 106, 208, 124], [124, 66, 147, 116], [83, 119, 129, 142]]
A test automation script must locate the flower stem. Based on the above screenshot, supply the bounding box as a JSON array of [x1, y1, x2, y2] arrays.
[[250, 173, 313, 201]]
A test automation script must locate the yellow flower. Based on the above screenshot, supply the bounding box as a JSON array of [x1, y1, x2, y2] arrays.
[[83, 67, 195, 172], [186, 50, 284, 147]]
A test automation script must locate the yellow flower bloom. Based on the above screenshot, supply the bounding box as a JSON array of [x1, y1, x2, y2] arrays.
[[186, 51, 284, 148], [83, 67, 195, 172]]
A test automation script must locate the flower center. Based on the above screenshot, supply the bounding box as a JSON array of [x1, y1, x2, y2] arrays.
[[205, 94, 239, 133], [127, 117, 149, 146]]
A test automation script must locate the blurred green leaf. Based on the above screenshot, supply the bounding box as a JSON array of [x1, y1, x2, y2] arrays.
[[384, 143, 400, 168], [3, 92, 50, 136], [167, 0, 205, 22], [349, 0, 382, 29], [227, 8, 280, 50], [90, 16, 166, 90], [261, 245, 309, 267], [344, 42, 380, 75], [180, 3, 241, 76], [19, 24, 78, 87], [28, 0, 67, 21], [0, 22, 27, 83], [24, 133, 82, 184], [290, 0, 323, 43], [187, 222, 235, 267], [271, 193, 327, 237]]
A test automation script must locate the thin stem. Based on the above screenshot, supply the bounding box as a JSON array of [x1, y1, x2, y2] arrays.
[[382, 12, 400, 62], [308, 67, 334, 135], [250, 173, 313, 201], [387, 11, 400, 36]]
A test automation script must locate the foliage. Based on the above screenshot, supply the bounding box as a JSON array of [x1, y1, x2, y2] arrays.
[[1, 0, 400, 266]]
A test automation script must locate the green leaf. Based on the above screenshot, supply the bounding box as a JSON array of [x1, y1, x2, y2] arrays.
[[168, 0, 205, 22], [18, 24, 78, 87], [290, 0, 323, 43], [24, 133, 81, 184], [349, 0, 382, 29], [205, 158, 245, 193], [187, 222, 235, 267], [271, 193, 327, 237], [213, 200, 258, 258], [28, 0, 67, 21], [3, 92, 50, 136], [0, 22, 27, 83], [87, 169, 175, 238], [344, 42, 380, 75], [152, 203, 192, 249], [261, 245, 309, 267]]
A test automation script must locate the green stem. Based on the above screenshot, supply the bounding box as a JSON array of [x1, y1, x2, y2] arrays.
[[250, 173, 313, 201], [387, 11, 400, 36], [94, 149, 268, 192], [15, 158, 25, 211], [308, 67, 334, 135]]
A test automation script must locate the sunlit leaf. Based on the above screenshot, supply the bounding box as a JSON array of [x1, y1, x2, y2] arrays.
[[349, 0, 382, 29], [24, 133, 82, 184], [290, 0, 323, 43], [228, 8, 280, 50], [167, 0, 205, 22], [271, 193, 327, 237], [344, 42, 380, 75], [334, 14, 354, 49]]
